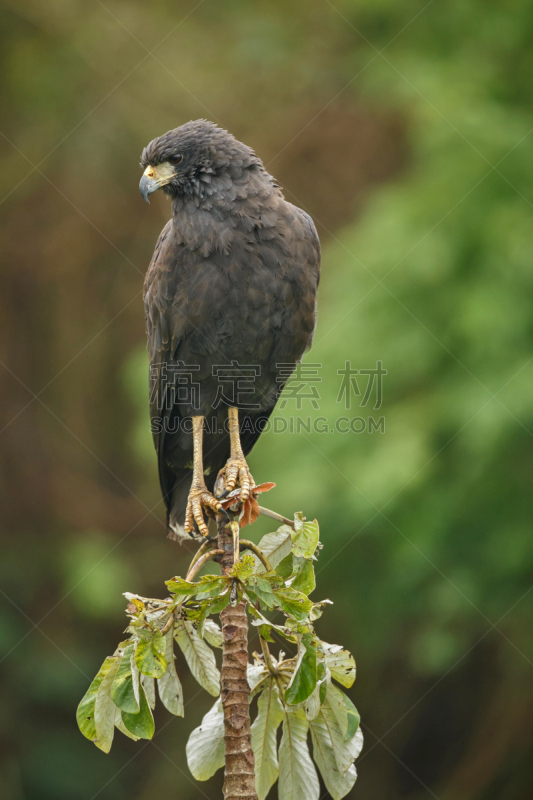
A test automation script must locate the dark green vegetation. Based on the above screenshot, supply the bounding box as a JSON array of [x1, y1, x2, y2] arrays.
[[1, 1, 532, 799]]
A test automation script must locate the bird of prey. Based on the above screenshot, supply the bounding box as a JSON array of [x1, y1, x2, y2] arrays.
[[139, 120, 320, 540]]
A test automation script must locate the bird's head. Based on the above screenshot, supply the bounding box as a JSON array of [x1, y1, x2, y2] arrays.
[[139, 119, 260, 204]]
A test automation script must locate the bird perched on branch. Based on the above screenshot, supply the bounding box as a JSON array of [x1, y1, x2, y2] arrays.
[[139, 120, 320, 540]]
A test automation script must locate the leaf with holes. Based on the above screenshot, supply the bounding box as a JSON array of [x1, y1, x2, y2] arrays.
[[292, 517, 319, 559], [135, 629, 167, 679], [323, 642, 356, 688]]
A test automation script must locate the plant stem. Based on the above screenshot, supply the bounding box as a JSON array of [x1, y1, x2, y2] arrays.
[[185, 549, 224, 582], [217, 511, 257, 800]]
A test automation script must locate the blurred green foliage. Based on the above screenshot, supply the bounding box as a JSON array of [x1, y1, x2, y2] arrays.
[[1, 1, 532, 799]]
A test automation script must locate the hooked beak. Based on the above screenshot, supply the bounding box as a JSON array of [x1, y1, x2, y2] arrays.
[[139, 163, 177, 203], [139, 172, 160, 203]]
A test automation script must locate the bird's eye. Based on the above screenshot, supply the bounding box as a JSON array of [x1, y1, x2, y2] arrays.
[[169, 154, 183, 166]]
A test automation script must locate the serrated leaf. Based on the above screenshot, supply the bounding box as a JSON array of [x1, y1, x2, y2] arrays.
[[165, 576, 198, 595], [174, 618, 220, 696], [230, 553, 255, 580], [286, 635, 317, 705], [251, 679, 284, 800], [77, 658, 112, 744], [135, 629, 167, 678], [310, 714, 358, 800], [289, 558, 316, 595], [279, 707, 319, 800], [275, 588, 313, 622], [186, 700, 225, 780], [203, 619, 223, 649], [311, 684, 362, 777], [257, 527, 293, 570], [157, 632, 183, 716], [323, 643, 356, 688], [121, 684, 155, 739], [292, 519, 319, 559], [110, 645, 138, 713]]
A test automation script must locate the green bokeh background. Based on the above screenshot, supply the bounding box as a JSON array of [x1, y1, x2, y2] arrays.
[[1, 1, 532, 798]]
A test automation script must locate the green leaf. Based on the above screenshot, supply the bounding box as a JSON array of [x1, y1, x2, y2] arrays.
[[323, 642, 356, 688], [278, 707, 319, 800], [259, 624, 275, 642], [274, 553, 293, 580], [286, 635, 317, 705], [77, 655, 120, 752], [275, 588, 313, 622], [110, 645, 139, 713], [157, 632, 184, 716], [230, 553, 255, 580], [313, 684, 364, 776], [326, 682, 360, 742], [203, 618, 223, 649], [256, 527, 293, 570], [165, 576, 198, 595], [135, 629, 168, 678], [77, 657, 113, 745], [186, 700, 225, 780], [114, 706, 140, 741], [251, 679, 284, 800], [174, 618, 220, 696], [209, 589, 231, 614], [289, 558, 316, 595], [310, 710, 358, 800], [121, 684, 155, 739], [342, 693, 360, 742], [292, 518, 319, 559], [195, 575, 230, 600], [94, 655, 121, 753], [142, 674, 156, 709], [248, 577, 278, 610]]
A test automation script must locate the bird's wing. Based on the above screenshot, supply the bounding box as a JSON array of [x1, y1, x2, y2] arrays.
[[143, 219, 189, 506]]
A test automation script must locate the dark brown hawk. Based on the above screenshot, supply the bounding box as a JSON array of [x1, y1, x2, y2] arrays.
[[139, 120, 320, 540]]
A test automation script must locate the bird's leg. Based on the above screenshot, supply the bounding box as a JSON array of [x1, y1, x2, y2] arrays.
[[185, 416, 226, 537], [220, 407, 255, 503]]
